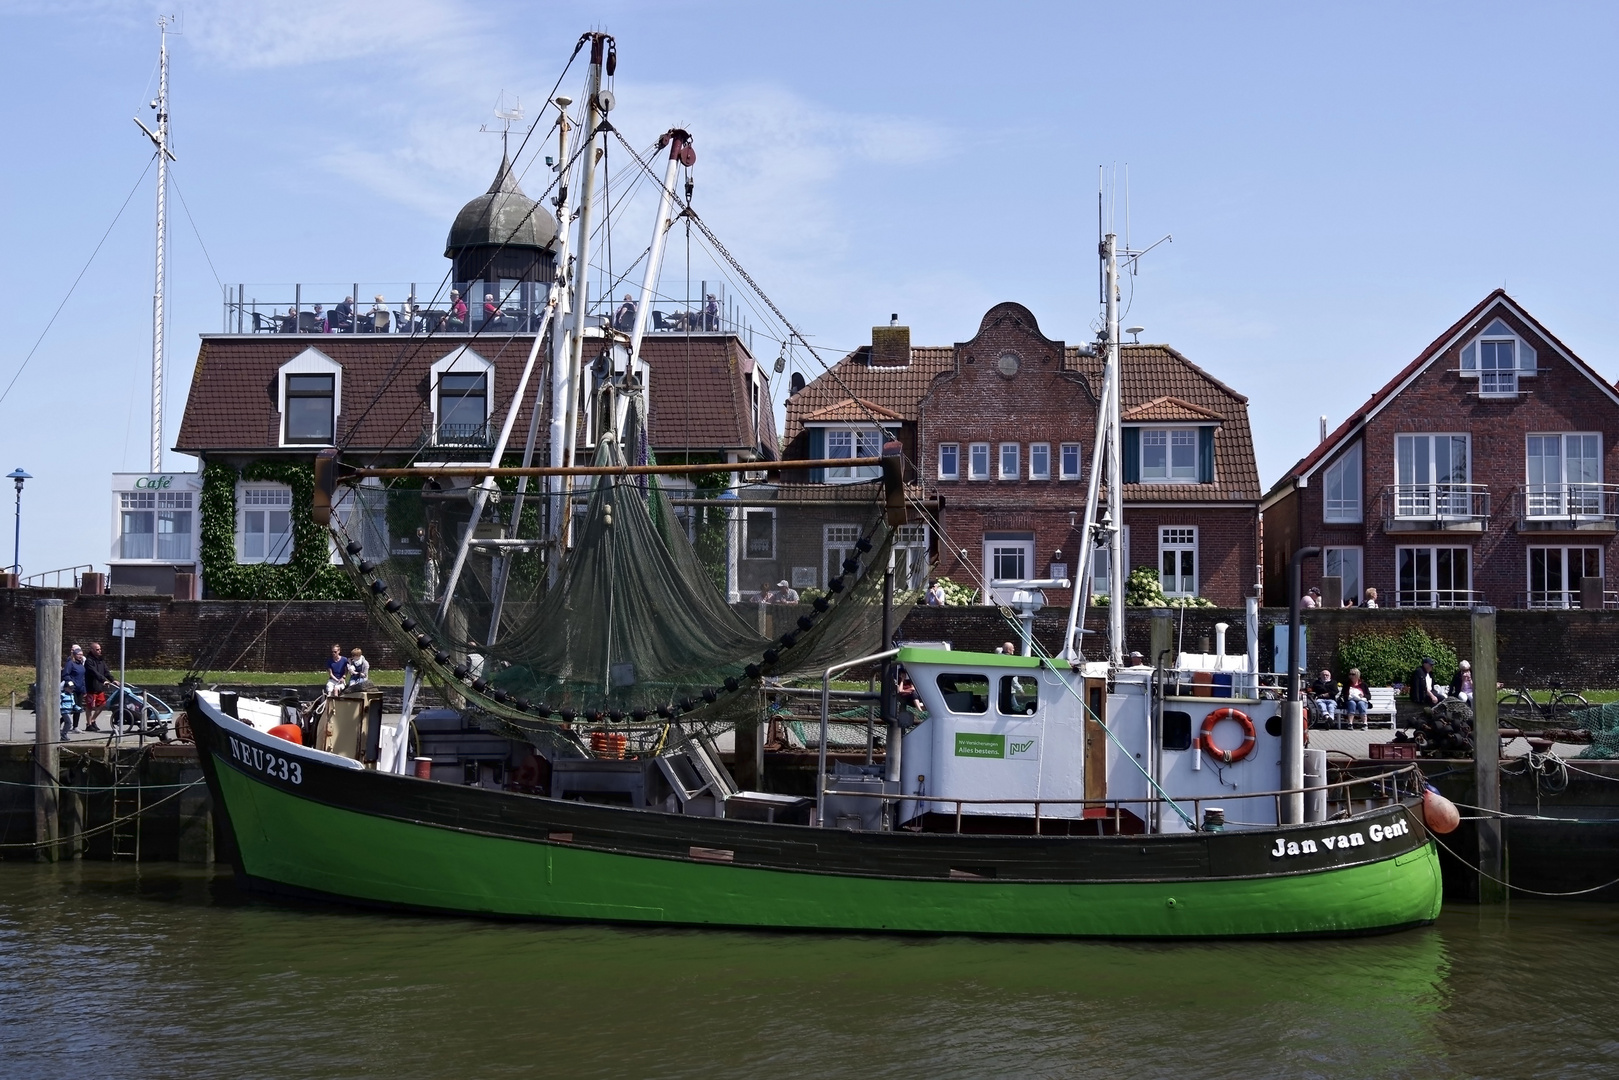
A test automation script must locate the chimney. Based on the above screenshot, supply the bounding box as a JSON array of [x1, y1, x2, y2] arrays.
[[1319, 415, 1328, 443], [870, 316, 910, 368]]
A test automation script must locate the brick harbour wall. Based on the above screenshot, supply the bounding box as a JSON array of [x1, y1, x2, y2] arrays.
[[0, 590, 401, 673], [4, 587, 1617, 688]]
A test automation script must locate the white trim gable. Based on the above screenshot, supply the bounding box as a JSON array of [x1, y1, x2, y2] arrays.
[[1295, 296, 1619, 487], [276, 347, 342, 448], [429, 346, 495, 428]]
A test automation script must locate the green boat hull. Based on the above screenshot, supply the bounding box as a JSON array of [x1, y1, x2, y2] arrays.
[[208, 744, 1442, 939]]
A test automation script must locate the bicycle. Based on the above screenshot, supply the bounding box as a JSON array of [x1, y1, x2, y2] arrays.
[[1496, 683, 1590, 727]]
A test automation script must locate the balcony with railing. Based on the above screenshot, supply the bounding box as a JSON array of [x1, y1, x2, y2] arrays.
[[1518, 589, 1619, 610], [413, 420, 496, 459], [1511, 483, 1619, 534], [1380, 484, 1490, 533], [1392, 587, 1487, 609]]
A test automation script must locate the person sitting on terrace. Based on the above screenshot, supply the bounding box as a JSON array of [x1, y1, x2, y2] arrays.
[[311, 303, 327, 331], [1364, 587, 1379, 608], [614, 294, 638, 332], [368, 294, 390, 333], [331, 296, 355, 332], [1449, 659, 1475, 704], [483, 293, 501, 322], [280, 306, 298, 333], [1338, 668, 1370, 726], [448, 290, 467, 331], [1309, 668, 1338, 725], [1302, 586, 1322, 608]]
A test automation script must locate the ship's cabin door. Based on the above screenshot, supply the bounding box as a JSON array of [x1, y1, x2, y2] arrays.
[[1083, 677, 1107, 803]]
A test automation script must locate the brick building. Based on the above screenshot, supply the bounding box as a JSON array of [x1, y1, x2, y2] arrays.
[[1262, 290, 1619, 609], [780, 303, 1262, 606]]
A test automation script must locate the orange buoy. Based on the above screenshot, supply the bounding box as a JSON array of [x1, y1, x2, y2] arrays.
[[1422, 786, 1460, 834], [268, 723, 303, 745]]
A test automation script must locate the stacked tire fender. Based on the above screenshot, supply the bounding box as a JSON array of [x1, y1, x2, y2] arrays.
[[1413, 698, 1474, 757]]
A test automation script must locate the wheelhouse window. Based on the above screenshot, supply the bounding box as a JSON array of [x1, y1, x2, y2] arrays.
[[998, 442, 1019, 480], [1029, 442, 1050, 480], [1528, 546, 1602, 609], [284, 374, 335, 444], [1142, 428, 1198, 482], [935, 673, 989, 714], [1158, 526, 1197, 597], [1060, 442, 1082, 480], [968, 443, 990, 480], [1323, 442, 1362, 523], [1527, 434, 1602, 518], [1396, 546, 1471, 607], [237, 483, 294, 565], [999, 675, 1039, 715], [938, 442, 959, 481], [437, 372, 488, 444]]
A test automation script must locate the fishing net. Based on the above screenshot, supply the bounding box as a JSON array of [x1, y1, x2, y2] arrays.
[[1569, 703, 1619, 759], [331, 393, 902, 753]]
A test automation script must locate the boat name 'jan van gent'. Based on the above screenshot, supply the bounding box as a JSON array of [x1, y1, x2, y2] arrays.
[[1271, 818, 1411, 859]]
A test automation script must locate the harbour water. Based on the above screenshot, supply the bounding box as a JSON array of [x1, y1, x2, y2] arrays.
[[2, 863, 1615, 1079]]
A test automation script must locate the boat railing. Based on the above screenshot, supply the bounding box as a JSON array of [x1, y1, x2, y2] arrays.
[[820, 763, 1426, 834]]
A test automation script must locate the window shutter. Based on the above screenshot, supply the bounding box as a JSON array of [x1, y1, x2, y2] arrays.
[[809, 428, 825, 483], [1198, 427, 1215, 483], [1123, 428, 1140, 484]]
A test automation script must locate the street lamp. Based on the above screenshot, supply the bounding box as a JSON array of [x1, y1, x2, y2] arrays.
[[6, 468, 30, 576]]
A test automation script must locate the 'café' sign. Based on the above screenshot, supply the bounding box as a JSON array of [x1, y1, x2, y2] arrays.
[[132, 476, 176, 489]]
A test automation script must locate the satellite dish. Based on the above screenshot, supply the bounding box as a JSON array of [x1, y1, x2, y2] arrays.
[[555, 95, 573, 109], [1124, 326, 1145, 343]]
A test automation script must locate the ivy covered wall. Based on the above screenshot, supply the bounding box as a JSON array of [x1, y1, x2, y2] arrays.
[[199, 460, 356, 601]]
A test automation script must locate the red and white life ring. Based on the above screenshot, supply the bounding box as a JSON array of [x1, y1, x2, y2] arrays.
[[1200, 707, 1257, 764]]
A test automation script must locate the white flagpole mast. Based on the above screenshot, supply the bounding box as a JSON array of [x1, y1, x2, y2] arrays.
[[135, 16, 177, 472]]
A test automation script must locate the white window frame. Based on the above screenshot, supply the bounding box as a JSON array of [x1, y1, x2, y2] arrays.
[[1323, 441, 1363, 523], [430, 347, 494, 444], [968, 442, 990, 481], [1394, 433, 1472, 518], [1527, 545, 1603, 609], [1395, 546, 1473, 608], [1323, 546, 1363, 605], [894, 523, 930, 591], [743, 508, 776, 561], [823, 523, 862, 586], [1526, 433, 1603, 519], [937, 442, 959, 481], [276, 347, 342, 448], [1158, 526, 1198, 597], [330, 481, 390, 565], [819, 424, 889, 482], [1140, 427, 1199, 483], [982, 535, 1035, 605], [998, 442, 1020, 480], [1459, 317, 1537, 398], [1029, 442, 1050, 480], [1060, 442, 1082, 481], [236, 481, 295, 566]]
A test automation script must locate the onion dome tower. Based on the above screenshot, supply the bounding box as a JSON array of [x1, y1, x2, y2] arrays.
[[445, 152, 558, 286]]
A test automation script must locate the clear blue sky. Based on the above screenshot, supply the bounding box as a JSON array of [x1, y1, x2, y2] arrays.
[[4, 0, 1618, 577]]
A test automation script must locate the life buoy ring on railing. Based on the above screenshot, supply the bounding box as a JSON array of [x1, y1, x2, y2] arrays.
[[1200, 708, 1256, 764]]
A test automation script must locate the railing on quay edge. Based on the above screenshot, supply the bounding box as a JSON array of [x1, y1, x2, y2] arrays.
[[818, 764, 1427, 836], [20, 564, 93, 589]]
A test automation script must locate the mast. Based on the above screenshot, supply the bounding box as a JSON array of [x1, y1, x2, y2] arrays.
[[615, 128, 692, 436], [1103, 230, 1125, 664], [557, 32, 613, 559], [545, 92, 576, 584], [137, 17, 176, 473]]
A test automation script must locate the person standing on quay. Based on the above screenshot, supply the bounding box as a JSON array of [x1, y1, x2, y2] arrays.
[[82, 642, 113, 732], [61, 644, 86, 737]]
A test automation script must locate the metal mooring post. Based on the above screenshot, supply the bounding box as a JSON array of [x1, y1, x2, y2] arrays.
[[1471, 605, 1504, 903], [34, 598, 62, 862]]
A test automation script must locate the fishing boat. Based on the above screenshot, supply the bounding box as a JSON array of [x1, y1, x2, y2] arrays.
[[189, 32, 1443, 937]]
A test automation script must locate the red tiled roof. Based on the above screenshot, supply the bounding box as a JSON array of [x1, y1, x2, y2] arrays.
[[1121, 395, 1224, 423], [1267, 289, 1619, 497], [175, 331, 775, 460], [804, 398, 903, 422], [784, 346, 957, 432]]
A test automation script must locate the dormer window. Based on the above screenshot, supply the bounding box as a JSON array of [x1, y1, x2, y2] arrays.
[[277, 347, 342, 447], [1460, 318, 1536, 398], [429, 347, 494, 447]]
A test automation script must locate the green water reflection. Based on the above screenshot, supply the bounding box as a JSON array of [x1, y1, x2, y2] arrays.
[[0, 864, 1613, 1079]]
